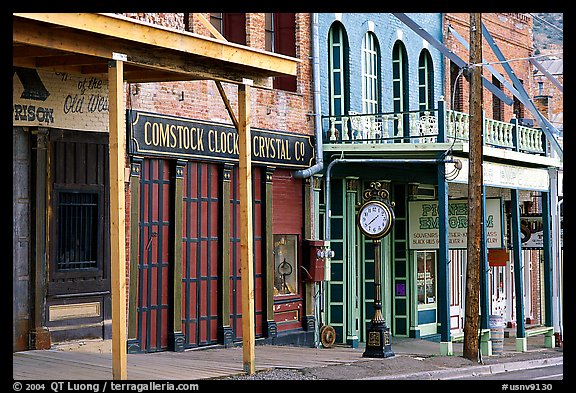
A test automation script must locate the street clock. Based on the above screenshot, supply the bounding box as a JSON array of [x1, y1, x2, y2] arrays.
[[357, 200, 395, 239]]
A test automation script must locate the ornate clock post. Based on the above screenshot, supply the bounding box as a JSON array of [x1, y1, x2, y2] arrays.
[[357, 181, 395, 358]]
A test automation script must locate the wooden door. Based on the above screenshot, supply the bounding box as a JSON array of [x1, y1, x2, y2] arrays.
[[137, 158, 172, 352], [181, 162, 220, 348]]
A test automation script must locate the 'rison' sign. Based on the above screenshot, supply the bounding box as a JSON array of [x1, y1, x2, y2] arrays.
[[127, 110, 315, 169]]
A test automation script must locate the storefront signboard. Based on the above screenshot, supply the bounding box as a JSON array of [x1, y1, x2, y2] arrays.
[[448, 158, 550, 191], [408, 198, 503, 250], [127, 110, 315, 169], [519, 215, 563, 249], [13, 68, 109, 131]]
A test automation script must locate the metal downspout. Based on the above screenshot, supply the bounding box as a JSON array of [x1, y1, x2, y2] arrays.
[[293, 13, 323, 179]]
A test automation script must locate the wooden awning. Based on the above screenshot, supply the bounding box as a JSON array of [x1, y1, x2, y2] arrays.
[[13, 13, 298, 85], [14, 12, 300, 380]]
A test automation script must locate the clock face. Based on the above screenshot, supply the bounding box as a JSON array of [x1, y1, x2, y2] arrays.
[[358, 201, 393, 238]]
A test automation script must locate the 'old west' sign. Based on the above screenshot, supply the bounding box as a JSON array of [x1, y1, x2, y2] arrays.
[[128, 110, 315, 169]]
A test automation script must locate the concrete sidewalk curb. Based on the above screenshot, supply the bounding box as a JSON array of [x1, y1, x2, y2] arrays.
[[359, 356, 563, 380]]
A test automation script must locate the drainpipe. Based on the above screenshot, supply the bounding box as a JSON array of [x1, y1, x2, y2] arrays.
[[293, 13, 323, 179]]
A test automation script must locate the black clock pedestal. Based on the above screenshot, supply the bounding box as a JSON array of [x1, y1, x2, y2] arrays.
[[363, 319, 395, 358], [362, 238, 395, 358]]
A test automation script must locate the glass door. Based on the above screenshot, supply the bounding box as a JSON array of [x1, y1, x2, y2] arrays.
[[416, 250, 437, 337]]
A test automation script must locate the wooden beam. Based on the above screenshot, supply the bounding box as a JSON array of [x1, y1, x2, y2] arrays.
[[214, 81, 239, 130], [238, 82, 255, 374], [193, 13, 227, 41], [13, 18, 272, 87], [13, 13, 298, 76], [108, 59, 128, 380]]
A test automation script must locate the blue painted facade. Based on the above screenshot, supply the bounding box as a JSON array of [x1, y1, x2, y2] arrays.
[[317, 13, 444, 118], [317, 13, 447, 346]]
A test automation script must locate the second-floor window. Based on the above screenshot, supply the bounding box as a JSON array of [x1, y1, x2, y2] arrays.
[[492, 75, 504, 121], [266, 13, 297, 92], [418, 49, 434, 114], [361, 32, 380, 114], [328, 22, 349, 126], [392, 41, 409, 139], [209, 13, 246, 45], [450, 61, 464, 112]]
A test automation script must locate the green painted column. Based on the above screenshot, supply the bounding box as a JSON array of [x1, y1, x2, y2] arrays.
[[407, 184, 419, 338], [345, 177, 359, 347], [219, 164, 234, 346], [127, 158, 142, 354], [170, 160, 186, 351], [264, 167, 278, 339]]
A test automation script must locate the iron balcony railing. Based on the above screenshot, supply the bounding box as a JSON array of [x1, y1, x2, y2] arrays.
[[322, 100, 546, 155]]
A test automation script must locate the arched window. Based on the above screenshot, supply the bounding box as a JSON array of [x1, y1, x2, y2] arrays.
[[328, 22, 349, 134], [392, 41, 409, 140], [418, 49, 434, 114], [361, 32, 380, 114]]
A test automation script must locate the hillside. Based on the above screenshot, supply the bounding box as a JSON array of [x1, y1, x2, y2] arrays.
[[532, 13, 563, 56]]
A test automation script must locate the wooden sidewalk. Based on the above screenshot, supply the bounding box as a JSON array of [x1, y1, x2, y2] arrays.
[[13, 344, 369, 380]]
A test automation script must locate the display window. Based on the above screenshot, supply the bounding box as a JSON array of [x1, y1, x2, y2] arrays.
[[417, 250, 436, 305], [273, 235, 298, 296]]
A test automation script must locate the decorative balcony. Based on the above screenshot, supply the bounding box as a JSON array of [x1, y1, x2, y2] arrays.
[[322, 100, 546, 156]]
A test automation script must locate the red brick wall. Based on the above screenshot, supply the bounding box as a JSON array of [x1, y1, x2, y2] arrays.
[[121, 13, 313, 136], [117, 13, 314, 319], [444, 13, 535, 122]]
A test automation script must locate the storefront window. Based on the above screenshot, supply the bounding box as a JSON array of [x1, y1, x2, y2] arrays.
[[273, 235, 298, 296], [417, 251, 436, 305]]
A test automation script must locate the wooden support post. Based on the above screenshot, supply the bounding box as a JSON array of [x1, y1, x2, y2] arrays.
[[238, 82, 255, 374], [31, 128, 51, 350], [463, 12, 483, 361], [108, 59, 128, 380]]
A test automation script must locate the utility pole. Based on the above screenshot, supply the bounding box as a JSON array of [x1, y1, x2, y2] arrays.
[[463, 12, 483, 361]]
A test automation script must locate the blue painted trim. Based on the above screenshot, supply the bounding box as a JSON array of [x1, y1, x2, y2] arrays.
[[437, 162, 450, 342], [511, 189, 525, 338], [418, 309, 437, 324]]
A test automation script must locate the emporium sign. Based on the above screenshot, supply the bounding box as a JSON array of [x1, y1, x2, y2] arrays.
[[408, 198, 503, 250], [128, 110, 315, 169]]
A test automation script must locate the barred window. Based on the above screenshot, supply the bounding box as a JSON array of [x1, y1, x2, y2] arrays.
[[57, 191, 99, 270]]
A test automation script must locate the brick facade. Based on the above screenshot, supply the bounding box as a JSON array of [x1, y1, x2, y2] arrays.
[[443, 13, 535, 122], [122, 13, 313, 136]]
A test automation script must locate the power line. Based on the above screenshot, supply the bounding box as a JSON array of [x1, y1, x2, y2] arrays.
[[467, 52, 563, 68]]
